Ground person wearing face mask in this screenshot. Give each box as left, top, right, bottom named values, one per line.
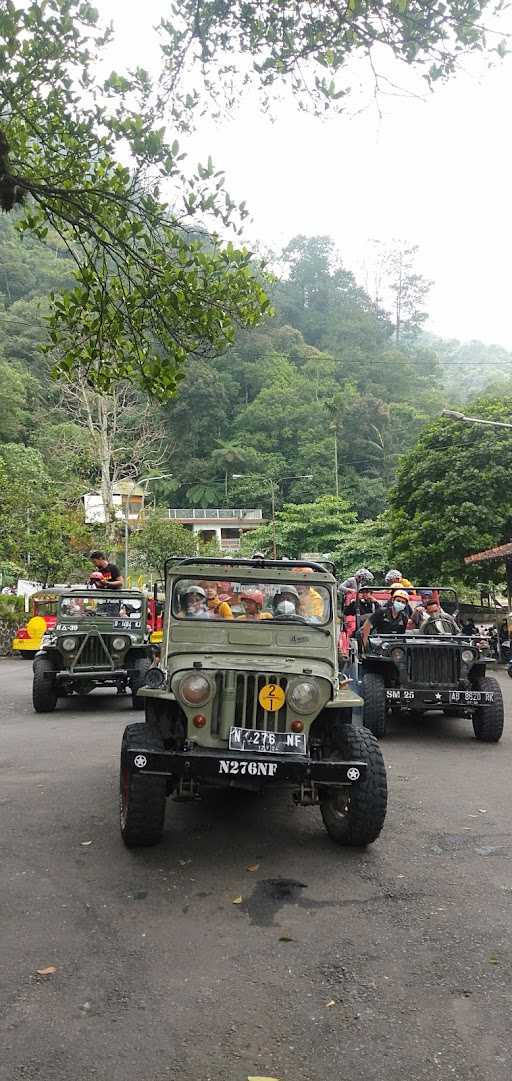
left=178, top=586, right=211, bottom=619
left=360, top=588, right=410, bottom=650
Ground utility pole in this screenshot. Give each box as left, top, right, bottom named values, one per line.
left=270, top=480, right=277, bottom=559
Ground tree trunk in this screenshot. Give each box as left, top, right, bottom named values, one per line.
left=98, top=398, right=117, bottom=545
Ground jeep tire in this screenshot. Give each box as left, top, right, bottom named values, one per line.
left=32, top=656, right=58, bottom=713
left=320, top=723, right=387, bottom=846
left=472, top=676, right=504, bottom=743
left=130, top=656, right=151, bottom=710
left=120, top=723, right=167, bottom=847
left=362, top=670, right=387, bottom=738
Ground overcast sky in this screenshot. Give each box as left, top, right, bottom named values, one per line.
left=99, top=1, right=512, bottom=349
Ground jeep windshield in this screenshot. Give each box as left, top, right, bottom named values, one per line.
left=58, top=595, right=143, bottom=622
left=172, top=577, right=331, bottom=625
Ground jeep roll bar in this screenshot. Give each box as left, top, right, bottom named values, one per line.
left=164, top=556, right=336, bottom=579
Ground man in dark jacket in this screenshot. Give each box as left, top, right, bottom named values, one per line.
left=361, top=588, right=410, bottom=649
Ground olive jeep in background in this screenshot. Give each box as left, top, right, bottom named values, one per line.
left=32, top=590, right=152, bottom=712
left=119, top=557, right=387, bottom=849
left=356, top=588, right=503, bottom=742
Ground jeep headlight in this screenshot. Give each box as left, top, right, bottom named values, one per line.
left=287, top=680, right=320, bottom=714
left=461, top=648, right=474, bottom=664
left=391, top=647, right=404, bottom=661
left=176, top=673, right=212, bottom=706
left=112, top=636, right=127, bottom=651
left=62, top=637, right=77, bottom=652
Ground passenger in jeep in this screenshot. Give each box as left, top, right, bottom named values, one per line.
left=291, top=567, right=325, bottom=619
left=410, top=592, right=446, bottom=629
left=237, top=590, right=273, bottom=621
left=360, top=588, right=410, bottom=649
left=272, top=586, right=302, bottom=620
left=201, top=581, right=234, bottom=620
left=89, top=551, right=124, bottom=589
left=343, top=586, right=378, bottom=627
left=179, top=586, right=211, bottom=618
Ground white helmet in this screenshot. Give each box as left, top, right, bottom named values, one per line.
left=385, top=569, right=402, bottom=584
left=355, top=568, right=374, bottom=584
left=275, top=600, right=296, bottom=618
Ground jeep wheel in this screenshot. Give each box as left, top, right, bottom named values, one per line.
left=362, top=671, right=387, bottom=738
left=472, top=676, right=504, bottom=743
left=130, top=657, right=151, bottom=710
left=120, top=723, right=167, bottom=847
left=32, top=656, right=58, bottom=713
left=320, top=724, right=387, bottom=846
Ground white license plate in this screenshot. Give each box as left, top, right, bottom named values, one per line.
left=229, top=727, right=306, bottom=753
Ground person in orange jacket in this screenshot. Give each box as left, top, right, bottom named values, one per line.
left=291, top=566, right=325, bottom=619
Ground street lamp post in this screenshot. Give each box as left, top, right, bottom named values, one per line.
left=124, top=473, right=173, bottom=580
left=232, top=473, right=313, bottom=558
left=442, top=409, right=512, bottom=430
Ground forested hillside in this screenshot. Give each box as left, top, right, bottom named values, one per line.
left=0, top=217, right=509, bottom=580
left=423, top=334, right=512, bottom=401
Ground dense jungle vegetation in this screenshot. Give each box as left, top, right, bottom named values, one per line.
left=1, top=214, right=511, bottom=584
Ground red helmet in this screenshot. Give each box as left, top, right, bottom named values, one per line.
left=240, top=589, right=264, bottom=608
left=90, top=571, right=104, bottom=582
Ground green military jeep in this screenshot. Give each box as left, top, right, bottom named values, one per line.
left=119, top=557, right=387, bottom=849
left=358, top=587, right=503, bottom=742
left=32, top=588, right=152, bottom=712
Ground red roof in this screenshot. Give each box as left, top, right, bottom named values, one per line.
left=464, top=541, right=512, bottom=564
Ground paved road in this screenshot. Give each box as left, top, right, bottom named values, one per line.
left=1, top=658, right=512, bottom=1081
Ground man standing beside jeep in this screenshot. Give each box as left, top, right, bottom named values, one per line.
left=89, top=551, right=124, bottom=590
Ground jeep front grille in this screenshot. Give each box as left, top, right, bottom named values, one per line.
left=72, top=634, right=113, bottom=670
left=407, top=645, right=460, bottom=685
left=211, top=672, right=288, bottom=735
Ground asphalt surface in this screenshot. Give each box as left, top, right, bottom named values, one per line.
left=1, top=658, right=512, bottom=1081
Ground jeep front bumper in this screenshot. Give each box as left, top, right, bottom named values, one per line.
left=124, top=746, right=367, bottom=787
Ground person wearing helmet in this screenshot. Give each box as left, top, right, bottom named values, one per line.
left=178, top=585, right=209, bottom=619
left=272, top=585, right=301, bottom=620
left=291, top=566, right=324, bottom=619
left=200, top=581, right=234, bottom=620
left=89, top=550, right=123, bottom=589
left=384, top=568, right=413, bottom=589
left=339, top=567, right=374, bottom=596
left=237, top=589, right=273, bottom=621
left=251, top=551, right=266, bottom=560
left=361, top=588, right=410, bottom=649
